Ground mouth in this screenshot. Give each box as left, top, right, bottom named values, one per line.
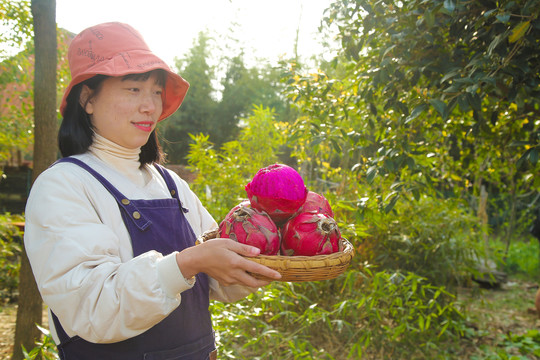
left=132, top=121, right=154, bottom=132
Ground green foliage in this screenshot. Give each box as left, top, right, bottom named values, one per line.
left=0, top=0, right=32, bottom=60
left=161, top=32, right=291, bottom=164
left=0, top=45, right=34, bottom=163
left=211, top=268, right=467, bottom=359
left=499, top=330, right=540, bottom=359
left=492, top=236, right=540, bottom=278
left=283, top=0, right=540, bottom=219
left=0, top=213, right=23, bottom=302
left=22, top=325, right=57, bottom=360
left=1, top=4, right=71, bottom=165
left=217, top=56, right=292, bottom=147
left=471, top=329, right=540, bottom=360
left=186, top=105, right=286, bottom=220
left=362, top=195, right=483, bottom=289
left=161, top=31, right=218, bottom=164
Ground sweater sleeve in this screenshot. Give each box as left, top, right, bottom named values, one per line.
left=167, top=170, right=260, bottom=302
left=24, top=164, right=189, bottom=343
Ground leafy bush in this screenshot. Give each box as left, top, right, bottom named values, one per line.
left=186, top=105, right=286, bottom=220
left=211, top=267, right=467, bottom=359
left=0, top=213, right=23, bottom=302
left=492, top=236, right=540, bottom=279
left=361, top=196, right=483, bottom=290
left=23, top=325, right=57, bottom=360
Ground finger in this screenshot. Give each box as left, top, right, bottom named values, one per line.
left=235, top=270, right=273, bottom=288
left=228, top=241, right=262, bottom=257
left=242, top=258, right=282, bottom=280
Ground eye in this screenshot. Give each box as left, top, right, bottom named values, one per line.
left=154, top=89, right=163, bottom=96
left=127, top=87, right=140, bottom=93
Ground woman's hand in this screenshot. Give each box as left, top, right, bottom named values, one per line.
left=175, top=238, right=281, bottom=288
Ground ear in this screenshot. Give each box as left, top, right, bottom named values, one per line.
left=79, top=85, right=95, bottom=114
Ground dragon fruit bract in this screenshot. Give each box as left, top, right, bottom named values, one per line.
left=219, top=203, right=280, bottom=255
left=245, top=164, right=308, bottom=225
left=281, top=212, right=341, bottom=256
left=298, top=191, right=334, bottom=218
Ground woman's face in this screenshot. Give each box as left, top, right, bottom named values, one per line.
left=81, top=73, right=164, bottom=149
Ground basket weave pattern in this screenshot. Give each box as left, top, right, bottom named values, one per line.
left=197, top=228, right=354, bottom=282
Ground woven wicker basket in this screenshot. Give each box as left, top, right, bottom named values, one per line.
left=196, top=228, right=354, bottom=282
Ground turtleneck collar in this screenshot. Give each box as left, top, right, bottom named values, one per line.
left=88, top=132, right=149, bottom=187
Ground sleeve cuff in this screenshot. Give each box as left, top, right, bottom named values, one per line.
left=157, top=252, right=196, bottom=298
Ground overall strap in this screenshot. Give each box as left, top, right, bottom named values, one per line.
left=152, top=164, right=189, bottom=213
left=55, top=157, right=152, bottom=231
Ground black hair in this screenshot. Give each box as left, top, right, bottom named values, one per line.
left=58, top=70, right=167, bottom=165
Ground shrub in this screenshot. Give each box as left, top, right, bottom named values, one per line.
left=492, top=236, right=540, bottom=279
left=186, top=105, right=286, bottom=220
left=211, top=267, right=467, bottom=359
left=0, top=213, right=23, bottom=302
left=362, top=196, right=483, bottom=290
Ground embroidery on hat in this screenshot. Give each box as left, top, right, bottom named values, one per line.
left=137, top=60, right=164, bottom=69
left=119, top=52, right=132, bottom=68
left=77, top=41, right=105, bottom=66
left=89, top=27, right=104, bottom=40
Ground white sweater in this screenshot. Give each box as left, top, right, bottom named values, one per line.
left=24, top=134, right=254, bottom=344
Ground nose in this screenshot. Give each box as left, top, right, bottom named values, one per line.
left=139, top=92, right=160, bottom=114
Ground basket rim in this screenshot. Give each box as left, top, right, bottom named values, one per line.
left=197, top=228, right=355, bottom=282
left=198, top=228, right=354, bottom=263
left=244, top=238, right=353, bottom=261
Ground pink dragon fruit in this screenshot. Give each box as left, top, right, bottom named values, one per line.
left=223, top=199, right=251, bottom=218
left=297, top=191, right=334, bottom=218
left=245, top=164, right=308, bottom=225
left=281, top=212, right=341, bottom=256
left=219, top=203, right=280, bottom=255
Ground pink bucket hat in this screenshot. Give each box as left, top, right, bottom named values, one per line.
left=60, top=22, right=189, bottom=121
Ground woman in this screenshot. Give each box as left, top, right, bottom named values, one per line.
left=24, top=22, right=280, bottom=360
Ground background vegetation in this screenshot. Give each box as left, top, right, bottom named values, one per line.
left=1, top=0, right=539, bottom=359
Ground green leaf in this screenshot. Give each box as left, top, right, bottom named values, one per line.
left=406, top=104, right=428, bottom=123
left=443, top=0, right=456, bottom=12
left=384, top=194, right=399, bottom=213
left=441, top=68, right=461, bottom=83
left=509, top=21, right=530, bottom=43
left=483, top=9, right=497, bottom=17
left=517, top=148, right=532, bottom=168
left=366, top=166, right=378, bottom=183
left=496, top=13, right=511, bottom=23
left=529, top=148, right=538, bottom=165
left=424, top=10, right=435, bottom=28
left=428, top=99, right=448, bottom=118
left=330, top=138, right=342, bottom=152
left=488, top=34, right=504, bottom=55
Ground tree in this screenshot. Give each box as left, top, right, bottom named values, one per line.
left=217, top=56, right=292, bottom=148
left=161, top=30, right=293, bottom=164
left=0, top=0, right=33, bottom=60
left=0, top=0, right=34, bottom=166
left=284, top=0, right=539, bottom=226
left=11, top=0, right=57, bottom=359
left=160, top=31, right=217, bottom=164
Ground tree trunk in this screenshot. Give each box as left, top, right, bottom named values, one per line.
left=12, top=1, right=57, bottom=359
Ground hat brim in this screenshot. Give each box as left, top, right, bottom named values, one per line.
left=60, top=50, right=189, bottom=122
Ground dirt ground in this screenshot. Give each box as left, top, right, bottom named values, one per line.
left=0, top=279, right=539, bottom=359
left=0, top=304, right=49, bottom=359
left=457, top=279, right=540, bottom=358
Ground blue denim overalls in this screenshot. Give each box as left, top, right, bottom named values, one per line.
left=50, top=157, right=215, bottom=360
